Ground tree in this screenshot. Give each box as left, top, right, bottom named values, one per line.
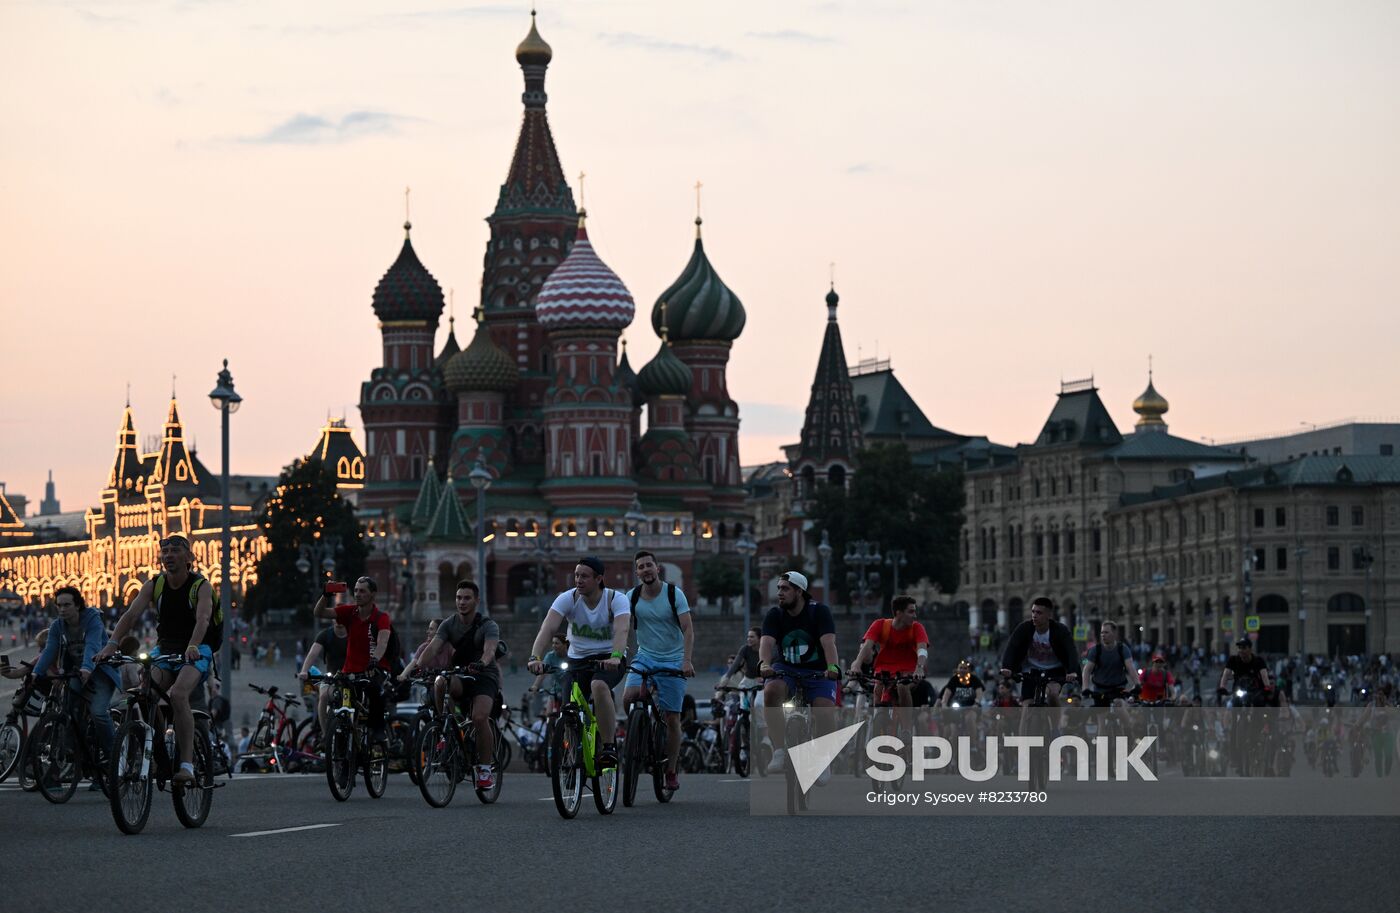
left=694, top=555, right=744, bottom=614
left=243, top=457, right=368, bottom=624
left=806, top=443, right=964, bottom=607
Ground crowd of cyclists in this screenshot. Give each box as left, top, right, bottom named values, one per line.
left=2, top=537, right=1397, bottom=831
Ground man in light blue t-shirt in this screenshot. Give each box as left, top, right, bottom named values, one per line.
left=621, top=549, right=695, bottom=792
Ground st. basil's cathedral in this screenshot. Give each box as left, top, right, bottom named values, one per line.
left=359, top=14, right=749, bottom=617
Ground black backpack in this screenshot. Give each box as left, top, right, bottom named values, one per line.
left=154, top=572, right=223, bottom=650
left=628, top=582, right=680, bottom=632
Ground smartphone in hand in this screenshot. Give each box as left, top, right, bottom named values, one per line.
left=325, top=581, right=348, bottom=596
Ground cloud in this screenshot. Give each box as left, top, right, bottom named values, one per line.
left=597, top=32, right=737, bottom=62
left=393, top=5, right=523, bottom=22
left=845, top=162, right=880, bottom=175
left=746, top=29, right=837, bottom=44
left=72, top=7, right=137, bottom=27
left=236, top=111, right=418, bottom=145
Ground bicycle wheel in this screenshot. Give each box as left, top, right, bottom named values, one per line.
left=30, top=718, right=78, bottom=805
left=593, top=753, right=619, bottom=816
left=550, top=714, right=583, bottom=819
left=408, top=719, right=428, bottom=786
left=622, top=706, right=645, bottom=807
left=273, top=718, right=298, bottom=772
left=294, top=718, right=323, bottom=769
left=363, top=735, right=388, bottom=798
left=0, top=721, right=23, bottom=783
left=651, top=716, right=674, bottom=804
left=731, top=717, right=750, bottom=778
left=476, top=721, right=505, bottom=805
left=417, top=721, right=458, bottom=808
left=173, top=730, right=214, bottom=828
left=325, top=718, right=355, bottom=802
left=108, top=717, right=154, bottom=835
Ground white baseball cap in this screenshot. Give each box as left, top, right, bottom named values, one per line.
left=780, top=571, right=810, bottom=593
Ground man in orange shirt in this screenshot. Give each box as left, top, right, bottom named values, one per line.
left=847, top=595, right=929, bottom=707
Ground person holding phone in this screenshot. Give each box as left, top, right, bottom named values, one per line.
left=313, top=577, right=391, bottom=743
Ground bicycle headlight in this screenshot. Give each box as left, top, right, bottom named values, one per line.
left=1235, top=689, right=1246, bottom=699
left=782, top=700, right=796, bottom=708
left=560, top=662, right=570, bottom=671
left=951, top=702, right=961, bottom=709
left=138, top=652, right=149, bottom=661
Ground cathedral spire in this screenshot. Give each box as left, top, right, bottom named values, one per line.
left=794, top=283, right=863, bottom=485
left=495, top=11, right=574, bottom=217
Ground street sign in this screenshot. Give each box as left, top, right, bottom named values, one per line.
left=978, top=633, right=990, bottom=648
left=1073, top=624, right=1089, bottom=641
left=1245, top=615, right=1260, bottom=632
left=1221, top=617, right=1234, bottom=632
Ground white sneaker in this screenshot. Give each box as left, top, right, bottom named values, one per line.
left=766, top=748, right=787, bottom=774
left=816, top=765, right=832, bottom=787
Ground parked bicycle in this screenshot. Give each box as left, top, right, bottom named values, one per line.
left=247, top=682, right=301, bottom=772
left=0, top=672, right=44, bottom=790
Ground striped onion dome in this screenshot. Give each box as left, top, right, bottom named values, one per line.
left=650, top=218, right=745, bottom=342
left=534, top=213, right=635, bottom=333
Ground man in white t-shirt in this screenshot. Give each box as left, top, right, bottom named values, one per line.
left=527, top=556, right=630, bottom=768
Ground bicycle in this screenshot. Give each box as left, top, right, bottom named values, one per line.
left=541, top=659, right=619, bottom=819
left=416, top=668, right=508, bottom=808
left=102, top=652, right=218, bottom=834
left=621, top=665, right=685, bottom=806
left=1007, top=670, right=1066, bottom=792
left=715, top=685, right=761, bottom=778
left=247, top=682, right=301, bottom=772
left=851, top=671, right=919, bottom=793
left=311, top=672, right=389, bottom=802
left=22, top=672, right=109, bottom=803
left=0, top=673, right=43, bottom=788
left=762, top=667, right=837, bottom=816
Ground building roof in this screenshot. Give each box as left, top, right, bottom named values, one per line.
left=1032, top=380, right=1123, bottom=448
left=426, top=475, right=473, bottom=541
left=651, top=220, right=745, bottom=343
left=444, top=311, right=520, bottom=394
left=637, top=337, right=692, bottom=399
left=794, top=286, right=863, bottom=468
left=849, top=366, right=960, bottom=443
left=913, top=436, right=1019, bottom=471
left=434, top=316, right=460, bottom=369
left=534, top=215, right=635, bottom=333
left=410, top=460, right=444, bottom=528
left=494, top=13, right=574, bottom=218
left=1120, top=455, right=1400, bottom=507
left=371, top=223, right=445, bottom=324
left=1097, top=432, right=1245, bottom=462
left=616, top=339, right=642, bottom=406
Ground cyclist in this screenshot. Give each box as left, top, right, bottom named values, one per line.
left=27, top=587, right=122, bottom=761
left=528, top=632, right=569, bottom=712
left=621, top=550, right=695, bottom=792
left=1138, top=653, right=1178, bottom=703
left=848, top=595, right=928, bottom=707
left=526, top=557, right=630, bottom=769
left=1081, top=621, right=1140, bottom=706
left=939, top=658, right=985, bottom=708
left=1219, top=638, right=1271, bottom=707
left=999, top=596, right=1079, bottom=706
left=95, top=535, right=214, bottom=785
left=759, top=571, right=840, bottom=776
left=718, top=627, right=762, bottom=690
left=399, top=580, right=501, bottom=789
left=312, top=577, right=392, bottom=743
left=297, top=620, right=348, bottom=744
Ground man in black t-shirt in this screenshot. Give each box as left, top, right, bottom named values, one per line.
left=1219, top=638, right=1272, bottom=707
left=298, top=622, right=349, bottom=741
left=758, top=572, right=840, bottom=777
left=939, top=659, right=985, bottom=708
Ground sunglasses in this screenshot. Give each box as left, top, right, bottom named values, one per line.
left=159, top=537, right=191, bottom=549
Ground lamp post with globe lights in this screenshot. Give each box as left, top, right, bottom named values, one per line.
left=469, top=460, right=494, bottom=612
left=207, top=359, right=241, bottom=740
left=735, top=532, right=757, bottom=633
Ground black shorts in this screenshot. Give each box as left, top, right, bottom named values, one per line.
left=559, top=653, right=625, bottom=703
left=447, top=671, right=500, bottom=709
left=1020, top=668, right=1068, bottom=702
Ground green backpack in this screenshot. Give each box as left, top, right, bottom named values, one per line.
left=153, top=572, right=223, bottom=650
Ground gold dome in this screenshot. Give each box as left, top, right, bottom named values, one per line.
left=516, top=11, right=552, bottom=66
left=1133, top=375, right=1169, bottom=427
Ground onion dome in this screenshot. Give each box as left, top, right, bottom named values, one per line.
left=372, top=222, right=445, bottom=323
left=444, top=309, right=520, bottom=394
left=651, top=218, right=745, bottom=342
left=637, top=335, right=693, bottom=398
left=534, top=213, right=635, bottom=332
left=1133, top=364, right=1169, bottom=428
left=515, top=10, right=553, bottom=66
left=434, top=315, right=460, bottom=369
left=616, top=338, right=643, bottom=404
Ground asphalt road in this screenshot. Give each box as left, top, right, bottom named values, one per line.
left=2, top=768, right=1396, bottom=912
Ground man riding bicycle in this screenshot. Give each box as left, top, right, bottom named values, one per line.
left=620, top=550, right=695, bottom=792
left=1219, top=638, right=1271, bottom=706
left=848, top=595, right=928, bottom=708
left=399, top=580, right=501, bottom=790
left=526, top=557, right=630, bottom=769
left=1081, top=620, right=1140, bottom=706
left=27, top=587, right=122, bottom=766
left=298, top=619, right=348, bottom=746
left=1138, top=653, right=1179, bottom=703
left=759, top=571, right=840, bottom=777
left=999, top=596, right=1079, bottom=706
left=95, top=536, right=213, bottom=785
left=939, top=659, right=985, bottom=708
left=312, top=577, right=392, bottom=743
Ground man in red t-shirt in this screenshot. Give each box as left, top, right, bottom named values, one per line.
left=1138, top=654, right=1178, bottom=703
left=848, top=595, right=929, bottom=707
left=314, top=576, right=392, bottom=740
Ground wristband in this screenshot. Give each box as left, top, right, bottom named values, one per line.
left=611, top=650, right=625, bottom=659
left=529, top=655, right=541, bottom=663
left=827, top=663, right=841, bottom=674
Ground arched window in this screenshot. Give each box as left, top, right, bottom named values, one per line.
left=1327, top=592, right=1366, bottom=613
left=1256, top=594, right=1289, bottom=614
left=828, top=465, right=846, bottom=488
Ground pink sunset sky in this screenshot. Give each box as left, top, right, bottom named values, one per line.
left=2, top=1, right=1397, bottom=510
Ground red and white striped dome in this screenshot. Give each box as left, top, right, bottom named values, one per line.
left=534, top=216, right=635, bottom=333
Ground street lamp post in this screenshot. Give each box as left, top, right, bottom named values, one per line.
left=1357, top=546, right=1375, bottom=653
left=388, top=529, right=418, bottom=618
left=207, top=359, right=241, bottom=743
left=885, top=548, right=907, bottom=595
left=295, top=542, right=338, bottom=633
left=736, top=532, right=757, bottom=634
left=817, top=531, right=833, bottom=606
left=843, top=539, right=883, bottom=627
left=1295, top=544, right=1309, bottom=656
left=469, top=460, right=493, bottom=614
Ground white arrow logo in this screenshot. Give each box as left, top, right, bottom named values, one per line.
left=787, top=721, right=865, bottom=794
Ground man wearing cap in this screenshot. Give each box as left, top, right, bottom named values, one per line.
left=527, top=557, right=630, bottom=769
left=1138, top=653, right=1178, bottom=704
left=758, top=571, right=840, bottom=776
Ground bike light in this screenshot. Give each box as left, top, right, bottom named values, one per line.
left=560, top=662, right=570, bottom=671
left=138, top=652, right=149, bottom=661
left=1235, top=689, right=1246, bottom=699
left=951, top=702, right=961, bottom=708
left=1208, top=749, right=1219, bottom=760
left=782, top=701, right=796, bottom=708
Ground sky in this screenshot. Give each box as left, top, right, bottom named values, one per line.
left=2, top=1, right=1397, bottom=512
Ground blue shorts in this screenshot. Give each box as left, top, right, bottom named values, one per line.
left=153, top=644, right=213, bottom=685
left=624, top=656, right=687, bottom=713
left=772, top=662, right=838, bottom=704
